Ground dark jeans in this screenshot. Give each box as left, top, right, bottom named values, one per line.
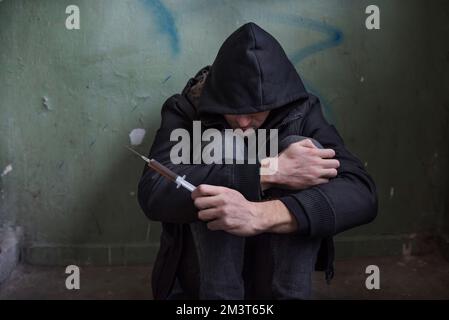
left=188, top=221, right=321, bottom=300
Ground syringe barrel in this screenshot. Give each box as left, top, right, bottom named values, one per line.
left=175, top=176, right=196, bottom=192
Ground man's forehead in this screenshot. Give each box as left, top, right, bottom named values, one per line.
left=225, top=111, right=270, bottom=117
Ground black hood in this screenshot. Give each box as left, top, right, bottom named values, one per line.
left=197, top=22, right=308, bottom=116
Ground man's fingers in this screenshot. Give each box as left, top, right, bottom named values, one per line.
left=313, top=147, right=336, bottom=159
left=193, top=195, right=221, bottom=210
left=297, top=139, right=317, bottom=149
left=198, top=208, right=221, bottom=221
left=191, top=184, right=226, bottom=199
left=320, top=159, right=340, bottom=169
left=320, top=168, right=338, bottom=178
left=206, top=219, right=227, bottom=231
left=313, top=178, right=329, bottom=185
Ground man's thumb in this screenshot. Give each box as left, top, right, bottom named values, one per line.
left=299, top=138, right=317, bottom=148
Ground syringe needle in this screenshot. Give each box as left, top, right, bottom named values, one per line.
left=124, top=145, right=150, bottom=162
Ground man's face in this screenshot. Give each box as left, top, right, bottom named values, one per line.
left=224, top=111, right=270, bottom=132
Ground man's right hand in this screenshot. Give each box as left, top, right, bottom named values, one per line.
left=260, top=139, right=340, bottom=190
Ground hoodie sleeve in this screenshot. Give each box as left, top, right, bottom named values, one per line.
left=137, top=95, right=261, bottom=224
left=278, top=96, right=378, bottom=238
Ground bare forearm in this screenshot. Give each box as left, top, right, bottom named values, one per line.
left=252, top=200, right=298, bottom=234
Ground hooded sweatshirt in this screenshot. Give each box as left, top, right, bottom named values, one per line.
left=138, top=22, right=378, bottom=299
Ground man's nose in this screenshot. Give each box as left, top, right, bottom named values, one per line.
left=236, top=116, right=251, bottom=128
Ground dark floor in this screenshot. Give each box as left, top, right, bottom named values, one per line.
left=1, top=253, right=448, bottom=300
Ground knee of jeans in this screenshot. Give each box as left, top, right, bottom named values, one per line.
left=272, top=272, right=313, bottom=300
left=278, top=135, right=323, bottom=153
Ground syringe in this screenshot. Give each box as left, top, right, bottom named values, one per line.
left=125, top=146, right=196, bottom=192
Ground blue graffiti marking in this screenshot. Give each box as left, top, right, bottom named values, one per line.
left=162, top=75, right=172, bottom=84
left=141, top=0, right=180, bottom=56
left=271, top=14, right=343, bottom=64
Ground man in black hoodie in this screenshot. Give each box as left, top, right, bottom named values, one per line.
left=138, top=22, right=378, bottom=300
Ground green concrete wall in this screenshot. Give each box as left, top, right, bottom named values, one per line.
left=1, top=0, right=448, bottom=265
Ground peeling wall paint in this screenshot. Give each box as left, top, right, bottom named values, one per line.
left=129, top=128, right=146, bottom=146
left=1, top=164, right=13, bottom=178
left=42, top=96, right=52, bottom=111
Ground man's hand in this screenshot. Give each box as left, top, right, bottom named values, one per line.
left=261, top=139, right=340, bottom=190
left=192, top=185, right=298, bottom=236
